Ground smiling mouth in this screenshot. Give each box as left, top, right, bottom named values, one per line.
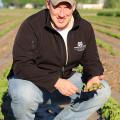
left=57, top=19, right=65, bottom=23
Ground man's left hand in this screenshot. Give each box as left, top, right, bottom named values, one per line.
left=85, top=75, right=104, bottom=92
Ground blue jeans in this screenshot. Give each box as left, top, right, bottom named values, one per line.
left=8, top=73, right=111, bottom=120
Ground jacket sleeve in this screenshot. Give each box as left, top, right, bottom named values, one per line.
left=80, top=23, right=104, bottom=82
left=12, top=20, right=59, bottom=92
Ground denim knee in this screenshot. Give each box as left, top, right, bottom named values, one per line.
left=98, top=80, right=111, bottom=101
left=8, top=79, right=43, bottom=108
left=18, top=86, right=42, bottom=105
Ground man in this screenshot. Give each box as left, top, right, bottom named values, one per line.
left=8, top=0, right=111, bottom=120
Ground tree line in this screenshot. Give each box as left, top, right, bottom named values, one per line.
left=104, top=0, right=120, bottom=8
left=2, top=0, right=45, bottom=8
left=77, top=0, right=120, bottom=8
left=2, top=0, right=120, bottom=8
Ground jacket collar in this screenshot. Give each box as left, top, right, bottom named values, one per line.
left=44, top=9, right=81, bottom=31
left=73, top=9, right=82, bottom=29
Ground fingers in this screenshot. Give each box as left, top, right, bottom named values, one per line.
left=84, top=82, right=104, bottom=92
left=66, top=86, right=79, bottom=96
left=60, top=83, right=78, bottom=96
left=54, top=78, right=79, bottom=96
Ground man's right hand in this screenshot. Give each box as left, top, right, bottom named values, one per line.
left=54, top=78, right=79, bottom=96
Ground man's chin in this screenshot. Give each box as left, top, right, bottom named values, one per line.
left=55, top=24, right=68, bottom=30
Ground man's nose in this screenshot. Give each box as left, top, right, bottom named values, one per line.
left=58, top=9, right=65, bottom=17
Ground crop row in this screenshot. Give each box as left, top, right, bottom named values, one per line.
left=84, top=16, right=120, bottom=39
left=0, top=22, right=19, bottom=38
left=92, top=19, right=120, bottom=30
left=0, top=8, right=39, bottom=18
left=93, top=24, right=120, bottom=39
left=0, top=9, right=40, bottom=39
left=96, top=27, right=120, bottom=39
left=0, top=16, right=15, bottom=25
left=0, top=19, right=8, bottom=25
left=85, top=16, right=120, bottom=27
left=96, top=38, right=120, bottom=56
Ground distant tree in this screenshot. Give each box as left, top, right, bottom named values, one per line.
left=2, top=0, right=45, bottom=7
left=104, top=0, right=120, bottom=8
left=104, top=0, right=112, bottom=8
left=2, top=0, right=11, bottom=7
left=3, top=0, right=120, bottom=8
left=77, top=0, right=98, bottom=4
left=39, top=0, right=45, bottom=7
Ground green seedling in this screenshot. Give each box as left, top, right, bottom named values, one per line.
left=83, top=83, right=104, bottom=92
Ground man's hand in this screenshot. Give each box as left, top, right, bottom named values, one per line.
left=54, top=78, right=79, bottom=96
left=84, top=75, right=104, bottom=92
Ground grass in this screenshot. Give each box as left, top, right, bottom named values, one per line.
left=0, top=69, right=9, bottom=120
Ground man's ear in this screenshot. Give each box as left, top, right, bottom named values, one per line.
left=46, top=0, right=50, bottom=9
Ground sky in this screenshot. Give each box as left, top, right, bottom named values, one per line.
left=0, top=0, right=3, bottom=8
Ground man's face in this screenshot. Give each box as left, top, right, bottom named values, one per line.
left=47, top=1, right=75, bottom=30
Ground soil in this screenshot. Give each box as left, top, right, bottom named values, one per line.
left=95, top=31, right=120, bottom=106
left=0, top=28, right=17, bottom=76
left=0, top=19, right=15, bottom=31
left=95, top=31, right=120, bottom=93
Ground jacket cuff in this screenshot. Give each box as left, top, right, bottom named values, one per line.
left=82, top=63, right=104, bottom=83
left=44, top=73, right=60, bottom=93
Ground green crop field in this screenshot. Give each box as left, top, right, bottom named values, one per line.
left=0, top=8, right=120, bottom=120
left=0, top=9, right=39, bottom=37
left=0, top=71, right=8, bottom=119
left=83, top=12, right=120, bottom=39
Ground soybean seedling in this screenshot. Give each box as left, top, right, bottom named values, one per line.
left=83, top=83, right=104, bottom=92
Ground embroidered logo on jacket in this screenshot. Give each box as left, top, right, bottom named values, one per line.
left=74, top=41, right=86, bottom=52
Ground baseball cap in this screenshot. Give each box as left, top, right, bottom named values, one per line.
left=50, top=0, right=76, bottom=6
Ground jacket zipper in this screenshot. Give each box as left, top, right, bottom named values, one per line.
left=61, top=38, right=67, bottom=77
left=66, top=30, right=71, bottom=65
left=61, top=30, right=73, bottom=77
left=57, top=34, right=67, bottom=77
left=63, top=38, right=68, bottom=65
left=61, top=30, right=71, bottom=77
left=54, top=30, right=70, bottom=77
left=62, top=66, right=65, bottom=77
